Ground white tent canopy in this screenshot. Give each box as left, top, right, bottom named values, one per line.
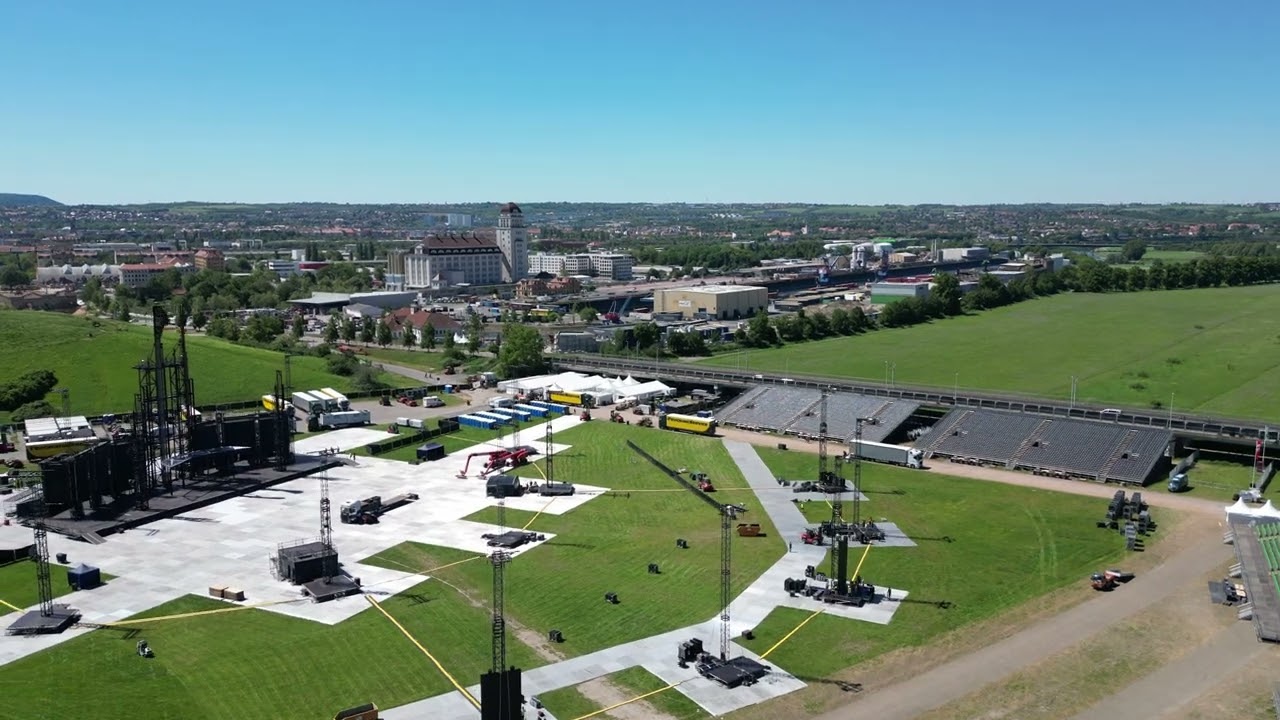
left=496, top=371, right=673, bottom=404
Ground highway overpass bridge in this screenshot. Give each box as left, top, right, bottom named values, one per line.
left=548, top=355, right=1278, bottom=446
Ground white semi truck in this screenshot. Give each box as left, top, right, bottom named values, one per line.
left=845, top=441, right=924, bottom=469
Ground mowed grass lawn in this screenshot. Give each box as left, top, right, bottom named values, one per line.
left=0, top=559, right=80, bottom=615
left=537, top=667, right=709, bottom=720
left=363, top=421, right=786, bottom=657
left=0, top=583, right=542, bottom=720
left=733, top=447, right=1131, bottom=679
left=703, top=286, right=1280, bottom=420
left=0, top=311, right=394, bottom=420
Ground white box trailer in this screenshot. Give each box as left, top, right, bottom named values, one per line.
left=292, top=391, right=326, bottom=414
left=319, top=388, right=351, bottom=411
left=319, top=410, right=370, bottom=429
left=847, top=441, right=924, bottom=469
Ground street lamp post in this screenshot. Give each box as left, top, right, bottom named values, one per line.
left=953, top=372, right=959, bottom=404
left=1069, top=375, right=1078, bottom=413
left=1167, top=392, right=1175, bottom=430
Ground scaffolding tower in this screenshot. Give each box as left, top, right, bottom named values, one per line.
left=130, top=306, right=197, bottom=509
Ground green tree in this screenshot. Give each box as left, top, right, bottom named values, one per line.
left=632, top=321, right=660, bottom=350
left=291, top=314, right=306, bottom=339
left=467, top=312, right=484, bottom=353
left=341, top=315, right=357, bottom=342
left=829, top=307, right=853, bottom=335
left=443, top=332, right=456, bottom=352
left=113, top=297, right=133, bottom=322
left=244, top=314, right=285, bottom=344
left=0, top=265, right=29, bottom=288
left=171, top=295, right=192, bottom=329
left=577, top=306, right=599, bottom=323
left=498, top=323, right=546, bottom=377
left=931, top=273, right=964, bottom=316
left=747, top=312, right=777, bottom=346
left=11, top=400, right=59, bottom=422
left=360, top=317, right=375, bottom=344
left=376, top=319, right=393, bottom=347
left=402, top=325, right=417, bottom=348
left=323, top=315, right=340, bottom=344
left=1120, top=238, right=1148, bottom=262
left=421, top=325, right=437, bottom=350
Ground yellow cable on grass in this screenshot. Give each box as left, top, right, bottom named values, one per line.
left=851, top=542, right=873, bottom=580
left=571, top=681, right=686, bottom=720
left=108, top=598, right=306, bottom=626
left=760, top=608, right=824, bottom=659
left=365, top=595, right=480, bottom=709
left=0, top=597, right=22, bottom=613
left=522, top=497, right=556, bottom=530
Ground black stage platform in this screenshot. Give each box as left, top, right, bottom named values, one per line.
left=483, top=530, right=544, bottom=549
left=697, top=656, right=771, bottom=688
left=6, top=604, right=81, bottom=636
left=34, top=457, right=339, bottom=541
left=303, top=575, right=363, bottom=603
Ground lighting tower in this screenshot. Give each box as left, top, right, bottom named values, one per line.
left=29, top=486, right=54, bottom=618
left=319, top=472, right=333, bottom=557
left=544, top=420, right=555, bottom=485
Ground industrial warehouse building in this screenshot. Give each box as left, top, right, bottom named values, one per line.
left=653, top=284, right=768, bottom=320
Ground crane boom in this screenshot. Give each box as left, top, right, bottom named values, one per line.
left=627, top=440, right=737, bottom=660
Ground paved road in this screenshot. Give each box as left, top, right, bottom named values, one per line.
left=1068, top=621, right=1265, bottom=720
left=811, top=524, right=1233, bottom=720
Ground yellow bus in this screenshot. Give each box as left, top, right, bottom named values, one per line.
left=548, top=390, right=587, bottom=407
left=658, top=413, right=717, bottom=436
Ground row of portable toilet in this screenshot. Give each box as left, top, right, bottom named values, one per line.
left=458, top=414, right=501, bottom=430
left=529, top=399, right=568, bottom=415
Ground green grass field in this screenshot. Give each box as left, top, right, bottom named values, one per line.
left=363, top=421, right=786, bottom=657
left=0, top=311, right=395, bottom=421
left=0, top=559, right=80, bottom=615
left=0, top=422, right=1146, bottom=717
left=703, top=286, right=1280, bottom=420
left=732, top=447, right=1131, bottom=679
left=536, top=667, right=708, bottom=720
left=0, top=584, right=542, bottom=720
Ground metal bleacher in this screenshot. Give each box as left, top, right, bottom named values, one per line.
left=925, top=408, right=1171, bottom=485
left=924, top=410, right=1044, bottom=464
left=717, top=386, right=919, bottom=443
left=786, top=392, right=914, bottom=444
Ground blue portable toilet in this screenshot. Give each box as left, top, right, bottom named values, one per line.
left=67, top=562, right=101, bottom=590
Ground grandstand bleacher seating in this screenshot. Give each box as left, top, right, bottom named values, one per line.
left=923, top=408, right=1171, bottom=484
left=717, top=386, right=919, bottom=443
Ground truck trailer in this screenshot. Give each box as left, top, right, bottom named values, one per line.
left=340, top=493, right=419, bottom=524
left=292, top=391, right=327, bottom=415
left=319, top=388, right=351, bottom=411
left=845, top=441, right=924, bottom=469
left=319, top=410, right=371, bottom=429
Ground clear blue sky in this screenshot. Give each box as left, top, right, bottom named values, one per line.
left=1, top=1, right=1276, bottom=205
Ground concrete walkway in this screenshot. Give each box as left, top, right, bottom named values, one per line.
left=384, top=440, right=912, bottom=719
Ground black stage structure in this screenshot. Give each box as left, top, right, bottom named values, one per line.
left=12, top=306, right=327, bottom=541
left=6, top=485, right=81, bottom=635
left=480, top=479, right=522, bottom=720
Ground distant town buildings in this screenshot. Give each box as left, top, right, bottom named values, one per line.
left=395, top=203, right=530, bottom=289
left=527, top=252, right=634, bottom=280
left=653, top=284, right=768, bottom=320
left=119, top=260, right=195, bottom=288
left=424, top=212, right=474, bottom=229
left=194, top=248, right=225, bottom=272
